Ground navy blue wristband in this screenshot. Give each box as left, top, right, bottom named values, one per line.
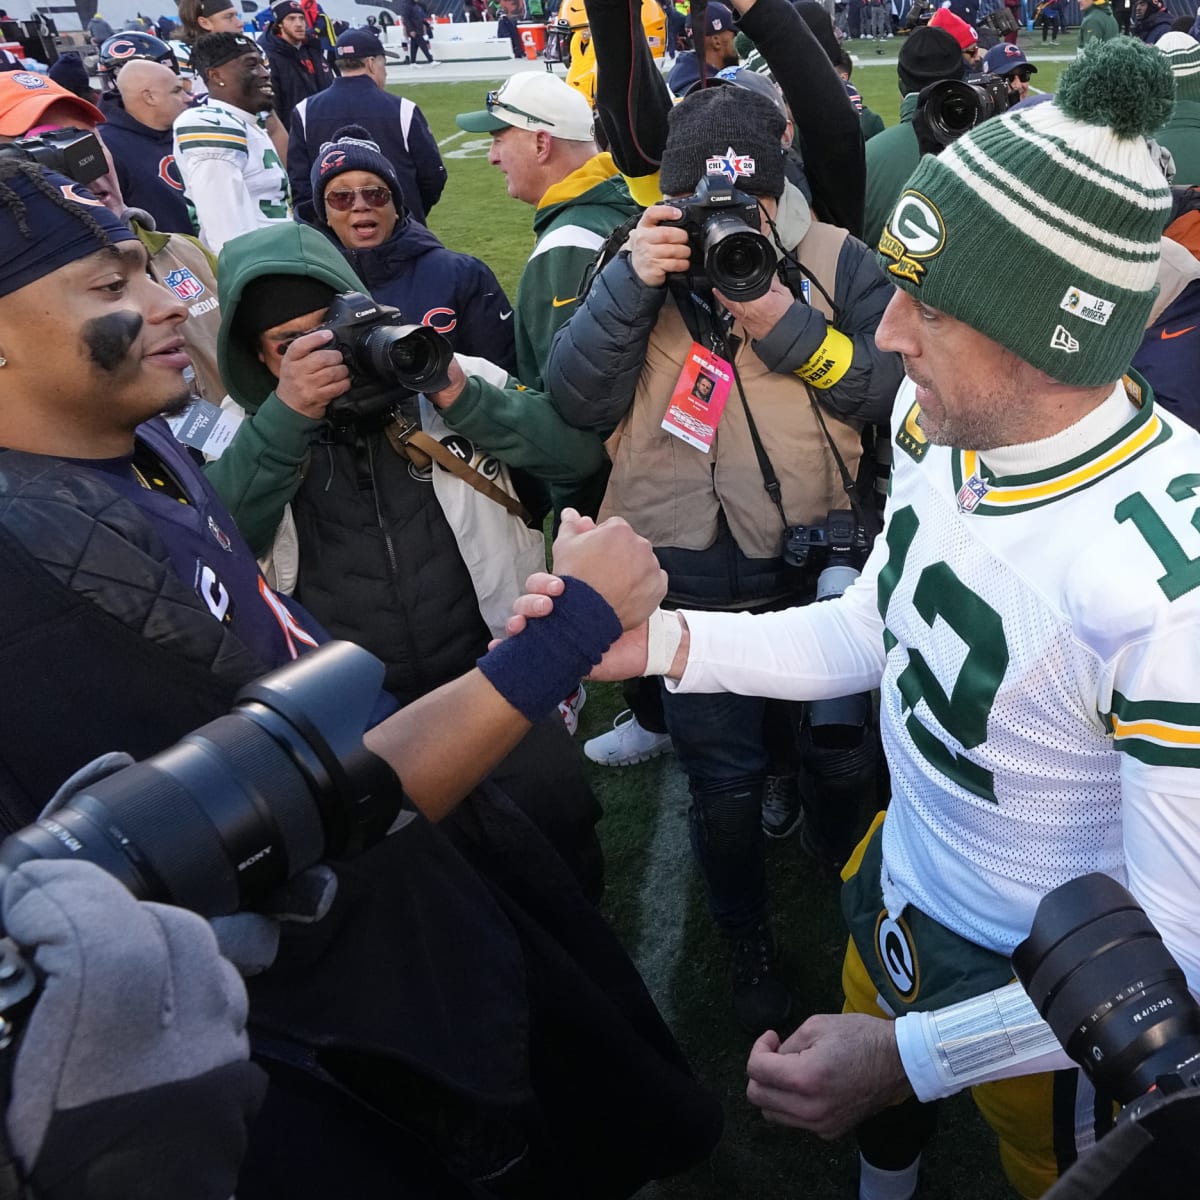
left=477, top=577, right=623, bottom=722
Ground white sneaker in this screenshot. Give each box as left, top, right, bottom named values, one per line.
left=557, top=683, right=587, bottom=736
left=583, top=710, right=673, bottom=767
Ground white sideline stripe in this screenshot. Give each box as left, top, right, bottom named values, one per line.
left=633, top=764, right=692, bottom=1026
left=438, top=129, right=467, bottom=148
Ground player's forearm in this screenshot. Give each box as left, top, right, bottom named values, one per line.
left=364, top=669, right=531, bottom=823
left=666, top=573, right=887, bottom=700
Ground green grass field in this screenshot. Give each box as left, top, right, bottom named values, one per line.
left=382, top=47, right=1074, bottom=1195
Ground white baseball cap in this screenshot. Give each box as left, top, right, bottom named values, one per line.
left=456, top=72, right=595, bottom=142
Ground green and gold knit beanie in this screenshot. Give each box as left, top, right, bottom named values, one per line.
left=1156, top=32, right=1200, bottom=105
left=877, top=39, right=1174, bottom=387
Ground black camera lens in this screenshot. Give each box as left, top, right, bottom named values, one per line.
left=0, top=642, right=401, bottom=921
left=1014, top=874, right=1200, bottom=1103
left=704, top=218, right=776, bottom=303
left=358, top=323, right=454, bottom=394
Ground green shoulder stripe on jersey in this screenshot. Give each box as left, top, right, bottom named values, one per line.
left=951, top=377, right=1169, bottom=515
left=1104, top=690, right=1200, bottom=768
left=176, top=130, right=248, bottom=153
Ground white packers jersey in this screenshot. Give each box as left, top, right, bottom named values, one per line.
left=877, top=373, right=1200, bottom=960
left=173, top=99, right=290, bottom=254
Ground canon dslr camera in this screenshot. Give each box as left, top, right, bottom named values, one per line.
left=303, top=291, right=454, bottom=423
left=912, top=73, right=1014, bottom=154
left=662, top=169, right=778, bottom=303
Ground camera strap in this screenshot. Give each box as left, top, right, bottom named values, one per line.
left=383, top=419, right=532, bottom=524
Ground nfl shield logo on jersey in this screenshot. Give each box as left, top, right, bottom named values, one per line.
left=165, top=269, right=206, bottom=302
left=956, top=473, right=989, bottom=514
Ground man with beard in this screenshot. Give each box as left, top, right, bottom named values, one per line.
left=666, top=0, right=739, bottom=95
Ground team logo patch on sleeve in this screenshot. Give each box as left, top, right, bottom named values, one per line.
left=165, top=268, right=206, bottom=301
left=878, top=191, right=946, bottom=286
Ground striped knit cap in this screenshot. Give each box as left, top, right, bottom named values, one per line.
left=878, top=39, right=1174, bottom=386
left=1156, top=32, right=1200, bottom=104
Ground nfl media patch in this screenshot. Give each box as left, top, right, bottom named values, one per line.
left=164, top=268, right=206, bottom=302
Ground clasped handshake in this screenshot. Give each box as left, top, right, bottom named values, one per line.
left=508, top=508, right=674, bottom=681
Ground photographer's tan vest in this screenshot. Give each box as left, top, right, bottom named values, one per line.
left=600, top=220, right=864, bottom=560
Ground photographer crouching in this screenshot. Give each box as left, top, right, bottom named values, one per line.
left=546, top=85, right=904, bottom=1032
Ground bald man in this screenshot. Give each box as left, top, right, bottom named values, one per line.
left=100, top=59, right=196, bottom=233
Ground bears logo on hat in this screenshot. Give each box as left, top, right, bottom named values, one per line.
left=318, top=149, right=347, bottom=176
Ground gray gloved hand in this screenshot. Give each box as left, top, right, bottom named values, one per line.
left=3, top=859, right=258, bottom=1185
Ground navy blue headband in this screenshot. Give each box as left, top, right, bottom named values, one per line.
left=0, top=167, right=137, bottom=300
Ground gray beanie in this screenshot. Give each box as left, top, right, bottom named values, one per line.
left=659, top=87, right=787, bottom=198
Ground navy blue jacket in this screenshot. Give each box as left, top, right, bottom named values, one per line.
left=288, top=74, right=446, bottom=221
left=665, top=51, right=722, bottom=95
left=98, top=98, right=195, bottom=235
left=300, top=205, right=517, bottom=373
left=1132, top=278, right=1200, bottom=433
left=261, top=29, right=333, bottom=129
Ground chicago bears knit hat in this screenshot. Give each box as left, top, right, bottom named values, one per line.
left=878, top=39, right=1173, bottom=386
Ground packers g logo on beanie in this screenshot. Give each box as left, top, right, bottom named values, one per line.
left=877, top=39, right=1174, bottom=387
left=879, top=191, right=947, bottom=285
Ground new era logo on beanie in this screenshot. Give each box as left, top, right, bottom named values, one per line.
left=878, top=39, right=1174, bottom=387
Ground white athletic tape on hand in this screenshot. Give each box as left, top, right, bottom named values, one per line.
left=644, top=608, right=684, bottom=678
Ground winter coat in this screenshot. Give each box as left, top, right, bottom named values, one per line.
left=261, top=28, right=333, bottom=128
left=864, top=90, right=920, bottom=250
left=287, top=73, right=446, bottom=220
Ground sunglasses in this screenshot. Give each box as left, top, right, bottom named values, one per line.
left=965, top=46, right=981, bottom=57
left=324, top=186, right=392, bottom=211
left=485, top=89, right=553, bottom=127
left=1014, top=68, right=1033, bottom=82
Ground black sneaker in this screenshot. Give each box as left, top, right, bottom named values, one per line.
left=728, top=921, right=793, bottom=1035
left=762, top=774, right=803, bottom=839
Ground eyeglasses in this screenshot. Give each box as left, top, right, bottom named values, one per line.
left=1014, top=68, right=1032, bottom=82
left=324, top=186, right=393, bottom=211
left=485, top=89, right=553, bottom=127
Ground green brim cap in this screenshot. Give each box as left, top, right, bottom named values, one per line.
left=455, top=109, right=507, bottom=133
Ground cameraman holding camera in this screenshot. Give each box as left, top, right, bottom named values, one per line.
left=0, top=156, right=722, bottom=1197
left=208, top=220, right=607, bottom=898
left=546, top=84, right=902, bottom=1032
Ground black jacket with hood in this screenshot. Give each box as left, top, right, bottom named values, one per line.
left=261, top=27, right=333, bottom=128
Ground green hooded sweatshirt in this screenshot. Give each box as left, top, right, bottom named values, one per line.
left=207, top=223, right=605, bottom=554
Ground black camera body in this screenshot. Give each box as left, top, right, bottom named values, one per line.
left=912, top=74, right=1015, bottom=153
left=0, top=127, right=107, bottom=187
left=783, top=508, right=872, bottom=578
left=307, top=291, right=454, bottom=425
left=661, top=169, right=778, bottom=303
